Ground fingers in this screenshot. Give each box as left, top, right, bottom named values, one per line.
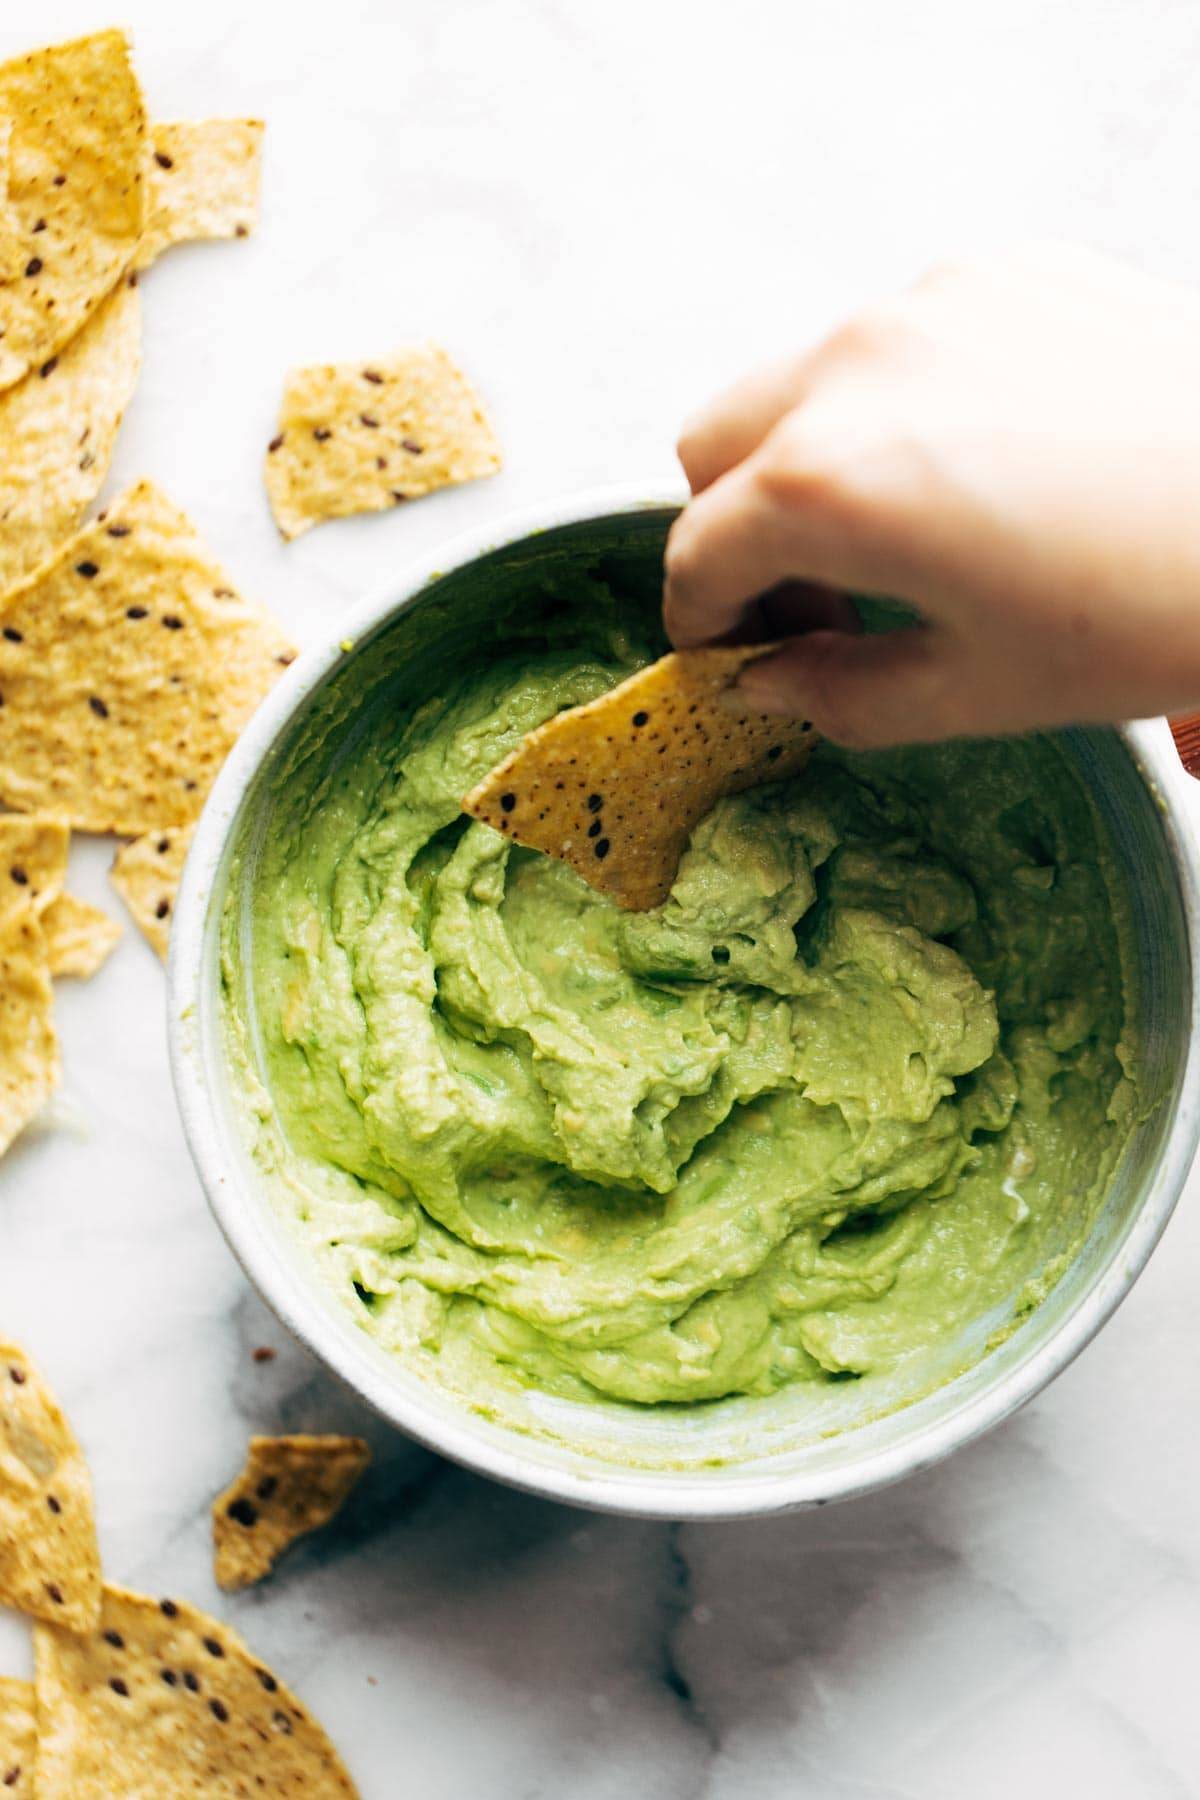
left=676, top=351, right=813, bottom=494
left=733, top=626, right=965, bottom=749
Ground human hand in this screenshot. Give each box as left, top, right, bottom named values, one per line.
left=663, top=246, right=1200, bottom=746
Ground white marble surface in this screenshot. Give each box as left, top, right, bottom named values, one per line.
left=3, top=2, right=1200, bottom=1794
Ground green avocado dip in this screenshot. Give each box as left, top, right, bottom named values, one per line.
left=226, top=574, right=1138, bottom=1425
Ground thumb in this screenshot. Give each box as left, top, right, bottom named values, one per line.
left=734, top=626, right=963, bottom=749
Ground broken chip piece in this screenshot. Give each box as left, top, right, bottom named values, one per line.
left=0, top=1341, right=102, bottom=1631
left=135, top=119, right=264, bottom=270
left=263, top=342, right=501, bottom=539
left=0, top=1677, right=35, bottom=1798
left=42, top=894, right=122, bottom=980
left=110, top=823, right=194, bottom=959
left=464, top=644, right=818, bottom=910
left=0, top=905, right=58, bottom=1156
left=34, top=1582, right=360, bottom=1797
left=0, top=481, right=296, bottom=834
left=0, top=30, right=145, bottom=392
left=213, top=1435, right=370, bottom=1592
left=0, top=278, right=141, bottom=591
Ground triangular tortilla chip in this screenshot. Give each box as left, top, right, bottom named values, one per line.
left=109, top=823, right=193, bottom=960
left=43, top=894, right=122, bottom=979
left=0, top=906, right=57, bottom=1156
left=464, top=644, right=818, bottom=910
left=0, top=30, right=145, bottom=392
left=264, top=342, right=501, bottom=540
left=0, top=1341, right=100, bottom=1630
left=34, top=1583, right=360, bottom=1797
left=0, top=481, right=296, bottom=833
left=213, top=1435, right=370, bottom=1592
left=0, top=278, right=141, bottom=591
left=0, top=1677, right=35, bottom=1797
left=135, top=119, right=264, bottom=270
left=0, top=815, right=69, bottom=915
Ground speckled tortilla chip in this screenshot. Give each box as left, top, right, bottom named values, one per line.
left=0, top=278, right=141, bottom=590
left=43, top=894, right=121, bottom=979
left=0, top=30, right=145, bottom=392
left=0, top=481, right=296, bottom=833
left=0, top=1677, right=35, bottom=1797
left=34, top=1583, right=360, bottom=1797
left=465, top=645, right=818, bottom=911
left=264, top=343, right=501, bottom=539
left=135, top=119, right=264, bottom=270
left=213, top=1435, right=370, bottom=1592
left=110, top=823, right=193, bottom=959
left=0, top=907, right=57, bottom=1155
left=0, top=1342, right=101, bottom=1631
left=0, top=814, right=69, bottom=913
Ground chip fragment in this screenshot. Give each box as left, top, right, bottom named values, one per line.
left=34, top=1583, right=360, bottom=1797
left=0, top=278, right=141, bottom=590
left=110, top=823, right=193, bottom=959
left=0, top=1341, right=101, bottom=1630
left=43, top=894, right=122, bottom=979
left=0, top=29, right=145, bottom=392
left=135, top=119, right=264, bottom=270
left=264, top=342, right=501, bottom=539
left=213, top=1435, right=370, bottom=1592
left=464, top=644, right=818, bottom=910
left=0, top=481, right=296, bottom=833
left=0, top=815, right=69, bottom=912
left=0, top=905, right=57, bottom=1156
left=0, top=1677, right=35, bottom=1797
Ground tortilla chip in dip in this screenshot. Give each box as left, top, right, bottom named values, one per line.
left=43, top=893, right=122, bottom=979
left=0, top=481, right=296, bottom=833
left=464, top=644, right=818, bottom=910
left=136, top=119, right=264, bottom=270
left=0, top=1677, right=35, bottom=1797
left=110, top=823, right=193, bottom=959
left=0, top=1341, right=101, bottom=1630
left=213, top=1435, right=370, bottom=1591
left=34, top=1583, right=360, bottom=1797
left=264, top=342, right=501, bottom=539
left=0, top=29, right=145, bottom=392
left=0, top=278, right=141, bottom=591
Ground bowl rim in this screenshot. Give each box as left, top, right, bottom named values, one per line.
left=168, top=479, right=1200, bottom=1520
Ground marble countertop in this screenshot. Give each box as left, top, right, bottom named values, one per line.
left=3, top=2, right=1200, bottom=1794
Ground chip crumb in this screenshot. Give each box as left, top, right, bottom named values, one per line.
left=213, top=1435, right=370, bottom=1591
left=135, top=118, right=264, bottom=270
left=34, top=1582, right=360, bottom=1796
left=251, top=1346, right=276, bottom=1364
left=263, top=343, right=501, bottom=540
left=464, top=644, right=818, bottom=910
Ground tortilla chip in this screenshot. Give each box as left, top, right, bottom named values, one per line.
left=0, top=1677, right=35, bottom=1797
left=34, top=1583, right=360, bottom=1797
left=110, top=823, right=193, bottom=960
left=0, top=30, right=145, bottom=393
left=264, top=342, right=501, bottom=540
left=43, top=894, right=121, bottom=979
left=464, top=644, right=818, bottom=911
left=0, top=481, right=297, bottom=833
left=0, top=278, right=141, bottom=591
left=0, top=815, right=69, bottom=915
left=0, top=907, right=57, bottom=1156
left=135, top=119, right=264, bottom=270
left=0, top=1341, right=101, bottom=1631
left=213, top=1435, right=370, bottom=1592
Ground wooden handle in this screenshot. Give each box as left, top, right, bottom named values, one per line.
left=1171, top=714, right=1200, bottom=777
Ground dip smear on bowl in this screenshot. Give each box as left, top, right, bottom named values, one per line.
left=227, top=572, right=1138, bottom=1420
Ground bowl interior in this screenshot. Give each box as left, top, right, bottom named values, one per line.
left=181, top=503, right=1198, bottom=1513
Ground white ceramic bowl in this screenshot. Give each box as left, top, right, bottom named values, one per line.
left=169, top=483, right=1200, bottom=1519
